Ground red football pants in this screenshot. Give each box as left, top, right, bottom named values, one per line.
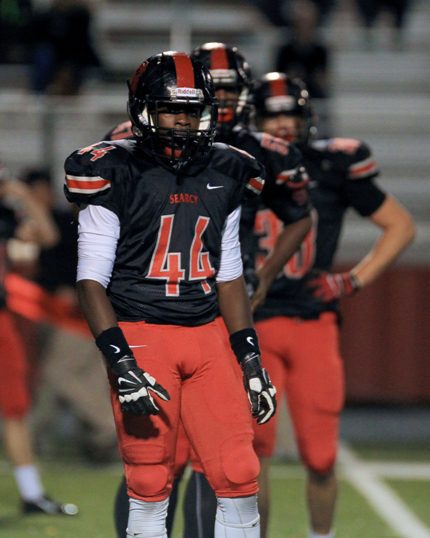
left=253, top=313, right=344, bottom=474
left=0, top=309, right=30, bottom=418
left=112, top=320, right=259, bottom=502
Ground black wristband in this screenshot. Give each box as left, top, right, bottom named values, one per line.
left=95, top=327, right=136, bottom=373
left=229, top=328, right=261, bottom=364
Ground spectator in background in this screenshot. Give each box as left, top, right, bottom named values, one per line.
left=248, top=0, right=337, bottom=27
left=26, top=0, right=101, bottom=95
left=0, top=160, right=78, bottom=515
left=308, top=0, right=338, bottom=26
left=0, top=0, right=32, bottom=63
left=353, top=0, right=413, bottom=50
left=21, top=168, right=118, bottom=463
left=275, top=0, right=332, bottom=136
left=275, top=0, right=330, bottom=100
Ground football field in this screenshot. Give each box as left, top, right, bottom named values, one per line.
left=1, top=442, right=429, bottom=538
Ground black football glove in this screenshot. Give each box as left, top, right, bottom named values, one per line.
left=96, top=327, right=170, bottom=416
left=241, top=352, right=277, bottom=424
left=115, top=362, right=170, bottom=415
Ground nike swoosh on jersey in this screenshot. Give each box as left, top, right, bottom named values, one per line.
left=206, top=184, right=224, bottom=190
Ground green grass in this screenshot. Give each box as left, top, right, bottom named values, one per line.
left=262, top=463, right=397, bottom=538
left=387, top=479, right=430, bottom=528
left=0, top=462, right=121, bottom=538
left=351, top=442, right=430, bottom=462
left=1, top=457, right=429, bottom=537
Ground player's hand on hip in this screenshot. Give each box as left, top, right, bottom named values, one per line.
left=307, top=270, right=360, bottom=302
left=116, top=362, right=170, bottom=415
left=241, top=352, right=277, bottom=425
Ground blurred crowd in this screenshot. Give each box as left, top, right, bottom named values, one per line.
left=0, top=0, right=415, bottom=97
left=0, top=164, right=117, bottom=466
left=0, top=0, right=101, bottom=95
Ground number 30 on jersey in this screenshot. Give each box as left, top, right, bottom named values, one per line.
left=255, top=209, right=318, bottom=279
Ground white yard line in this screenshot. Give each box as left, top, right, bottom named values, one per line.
left=365, top=462, right=430, bottom=479
left=339, top=443, right=430, bottom=538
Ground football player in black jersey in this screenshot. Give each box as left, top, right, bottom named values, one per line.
left=191, top=43, right=312, bottom=312
left=65, top=51, right=277, bottom=538
left=109, top=44, right=313, bottom=538
left=249, top=72, right=416, bottom=538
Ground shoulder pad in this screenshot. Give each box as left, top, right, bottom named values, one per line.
left=327, top=137, right=362, bottom=155
left=226, top=143, right=255, bottom=161
left=64, top=140, right=132, bottom=203
left=229, top=144, right=266, bottom=198
left=327, top=138, right=380, bottom=181
left=314, top=138, right=379, bottom=181
left=257, top=132, right=291, bottom=156
left=104, top=120, right=134, bottom=141
left=211, top=141, right=256, bottom=166
left=210, top=143, right=265, bottom=200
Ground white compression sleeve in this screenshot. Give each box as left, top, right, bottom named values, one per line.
left=215, top=495, right=260, bottom=538
left=126, top=498, right=169, bottom=538
left=77, top=205, right=120, bottom=288
left=216, top=206, right=243, bottom=283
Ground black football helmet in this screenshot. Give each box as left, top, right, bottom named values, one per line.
left=128, top=51, right=218, bottom=171
left=191, top=42, right=253, bottom=139
left=253, top=72, right=316, bottom=144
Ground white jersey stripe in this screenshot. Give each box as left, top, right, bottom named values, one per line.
left=68, top=183, right=111, bottom=194
left=65, top=174, right=111, bottom=194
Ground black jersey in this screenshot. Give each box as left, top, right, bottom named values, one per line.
left=229, top=128, right=311, bottom=227
left=64, top=139, right=265, bottom=326
left=103, top=123, right=310, bottom=229
left=254, top=137, right=387, bottom=321
left=226, top=128, right=311, bottom=278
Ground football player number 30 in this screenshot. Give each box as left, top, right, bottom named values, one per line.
left=254, top=209, right=318, bottom=279
left=147, top=215, right=215, bottom=296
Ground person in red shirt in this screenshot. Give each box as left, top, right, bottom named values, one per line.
left=0, top=162, right=78, bottom=515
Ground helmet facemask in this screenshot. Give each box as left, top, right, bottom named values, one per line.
left=214, top=84, right=252, bottom=139
left=190, top=44, right=254, bottom=140
left=259, top=111, right=310, bottom=144
left=254, top=74, right=316, bottom=145
left=130, top=96, right=217, bottom=171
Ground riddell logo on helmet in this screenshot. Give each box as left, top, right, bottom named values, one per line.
left=266, top=96, right=295, bottom=112
left=211, top=69, right=237, bottom=84
left=171, top=88, right=203, bottom=100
